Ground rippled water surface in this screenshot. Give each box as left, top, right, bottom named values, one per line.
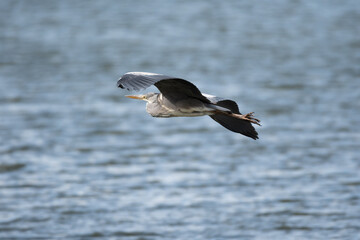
left=1, top=1, right=360, bottom=239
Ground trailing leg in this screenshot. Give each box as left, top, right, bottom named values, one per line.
left=216, top=111, right=261, bottom=126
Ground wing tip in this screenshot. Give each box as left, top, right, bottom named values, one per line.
left=117, top=71, right=163, bottom=90
left=116, top=80, right=124, bottom=89
left=242, top=128, right=259, bottom=140
left=250, top=132, right=259, bottom=140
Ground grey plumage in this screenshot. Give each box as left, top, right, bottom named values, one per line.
left=117, top=72, right=260, bottom=139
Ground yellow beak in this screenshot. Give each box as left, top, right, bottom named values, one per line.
left=125, top=95, right=145, bottom=100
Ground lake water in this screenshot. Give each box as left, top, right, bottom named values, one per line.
left=1, top=0, right=359, bottom=239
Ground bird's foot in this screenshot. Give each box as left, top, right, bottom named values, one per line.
left=218, top=110, right=262, bottom=126
left=242, top=112, right=261, bottom=126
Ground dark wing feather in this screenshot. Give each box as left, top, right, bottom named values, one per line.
left=155, top=79, right=210, bottom=103
left=117, top=72, right=210, bottom=103
left=210, top=115, right=259, bottom=140
left=215, top=100, right=241, bottom=114
left=203, top=94, right=241, bottom=114
left=203, top=94, right=258, bottom=139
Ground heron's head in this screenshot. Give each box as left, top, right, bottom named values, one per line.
left=125, top=92, right=158, bottom=103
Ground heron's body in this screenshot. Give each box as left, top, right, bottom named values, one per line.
left=146, top=93, right=221, bottom=118
left=117, top=72, right=261, bottom=140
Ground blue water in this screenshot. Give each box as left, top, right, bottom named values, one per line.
left=1, top=0, right=360, bottom=239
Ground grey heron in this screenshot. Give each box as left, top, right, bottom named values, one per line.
left=117, top=72, right=260, bottom=140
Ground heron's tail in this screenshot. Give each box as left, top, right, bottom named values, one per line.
left=210, top=112, right=260, bottom=140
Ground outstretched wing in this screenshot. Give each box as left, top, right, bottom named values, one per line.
left=117, top=72, right=210, bottom=103
left=210, top=114, right=259, bottom=139
left=202, top=94, right=258, bottom=139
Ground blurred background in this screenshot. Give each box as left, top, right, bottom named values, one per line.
left=1, top=0, right=359, bottom=239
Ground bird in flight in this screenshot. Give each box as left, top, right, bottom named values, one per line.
left=117, top=72, right=261, bottom=139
